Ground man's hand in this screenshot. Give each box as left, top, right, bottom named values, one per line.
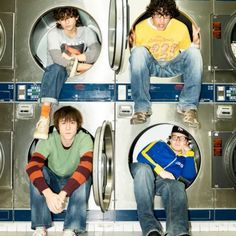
left=128, top=28, right=136, bottom=48
left=181, top=143, right=191, bottom=156
left=192, top=23, right=200, bottom=46
left=159, top=170, right=175, bottom=180
left=42, top=188, right=64, bottom=214
left=58, top=190, right=68, bottom=209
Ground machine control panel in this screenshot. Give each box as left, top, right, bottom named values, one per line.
left=15, top=83, right=115, bottom=102
left=0, top=83, right=14, bottom=101
left=117, top=83, right=214, bottom=102
left=1, top=83, right=236, bottom=103
left=216, top=84, right=236, bottom=102
left=17, top=84, right=40, bottom=101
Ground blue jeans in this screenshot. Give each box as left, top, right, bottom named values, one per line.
left=129, top=46, right=203, bottom=113
left=30, top=167, right=91, bottom=233
left=40, top=64, right=68, bottom=104
left=130, top=163, right=190, bottom=236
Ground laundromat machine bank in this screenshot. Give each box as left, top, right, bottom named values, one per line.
left=0, top=0, right=236, bottom=223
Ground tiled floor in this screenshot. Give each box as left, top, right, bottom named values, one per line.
left=0, top=232, right=236, bottom=235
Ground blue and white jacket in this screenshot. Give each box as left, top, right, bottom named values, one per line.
left=137, top=140, right=197, bottom=181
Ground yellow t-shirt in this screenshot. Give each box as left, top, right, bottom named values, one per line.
left=134, top=18, right=191, bottom=61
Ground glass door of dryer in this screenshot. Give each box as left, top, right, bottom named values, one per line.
left=92, top=121, right=114, bottom=212
left=212, top=131, right=236, bottom=188
left=212, top=13, right=236, bottom=70
left=108, top=0, right=128, bottom=73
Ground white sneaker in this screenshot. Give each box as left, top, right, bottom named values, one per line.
left=32, top=227, right=47, bottom=236
left=33, top=116, right=50, bottom=139
left=63, top=229, right=76, bottom=236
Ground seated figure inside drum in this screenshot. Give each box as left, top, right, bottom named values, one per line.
left=130, top=125, right=197, bottom=236
left=33, top=7, right=101, bottom=140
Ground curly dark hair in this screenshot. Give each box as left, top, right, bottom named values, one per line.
left=53, top=7, right=81, bottom=29
left=146, top=0, right=179, bottom=18
left=53, top=106, right=83, bottom=132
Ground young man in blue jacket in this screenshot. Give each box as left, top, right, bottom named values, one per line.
left=131, top=125, right=196, bottom=236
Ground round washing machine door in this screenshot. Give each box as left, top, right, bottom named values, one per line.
left=223, top=132, right=236, bottom=186
left=0, top=20, right=6, bottom=62
left=108, top=0, right=128, bottom=73
left=92, top=121, right=114, bottom=212
left=0, top=142, right=4, bottom=179
left=30, top=8, right=101, bottom=70
left=128, top=123, right=201, bottom=188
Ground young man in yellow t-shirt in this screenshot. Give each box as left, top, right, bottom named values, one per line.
left=130, top=0, right=202, bottom=127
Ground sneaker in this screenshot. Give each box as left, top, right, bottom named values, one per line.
left=130, top=112, right=147, bottom=124
left=147, top=231, right=161, bottom=236
left=63, top=229, right=76, bottom=236
left=32, top=227, right=47, bottom=236
left=146, top=109, right=152, bottom=117
left=66, top=58, right=78, bottom=78
left=33, top=116, right=50, bottom=139
left=177, top=107, right=200, bottom=128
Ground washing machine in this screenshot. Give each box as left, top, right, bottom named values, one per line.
left=11, top=0, right=126, bottom=221
left=107, top=0, right=216, bottom=222
left=211, top=0, right=236, bottom=220
left=0, top=0, right=14, bottom=217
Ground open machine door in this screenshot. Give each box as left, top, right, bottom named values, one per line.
left=108, top=0, right=128, bottom=73
left=93, top=121, right=114, bottom=212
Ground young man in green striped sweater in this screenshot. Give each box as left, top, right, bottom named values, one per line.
left=26, top=106, right=93, bottom=236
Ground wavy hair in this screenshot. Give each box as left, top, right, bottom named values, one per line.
left=53, top=7, right=81, bottom=29
left=146, top=0, right=179, bottom=18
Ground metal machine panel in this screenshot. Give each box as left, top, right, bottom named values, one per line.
left=15, top=0, right=115, bottom=84
left=13, top=102, right=115, bottom=210
left=0, top=0, right=15, bottom=84
left=113, top=0, right=214, bottom=219
left=13, top=0, right=117, bottom=213
left=0, top=0, right=15, bottom=12
left=212, top=1, right=236, bottom=85
left=115, top=103, right=214, bottom=212
left=0, top=13, right=14, bottom=69
left=117, top=0, right=212, bottom=83
left=211, top=14, right=236, bottom=71
left=0, top=103, right=13, bottom=131
left=0, top=131, right=13, bottom=208
left=211, top=131, right=236, bottom=209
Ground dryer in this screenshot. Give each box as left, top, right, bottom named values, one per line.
left=109, top=0, right=215, bottom=222
left=211, top=0, right=236, bottom=220
left=211, top=0, right=236, bottom=72
left=11, top=0, right=123, bottom=221
left=0, top=0, right=14, bottom=216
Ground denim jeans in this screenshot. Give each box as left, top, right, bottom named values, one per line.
left=30, top=167, right=91, bottom=233
left=129, top=46, right=203, bottom=113
left=40, top=64, right=68, bottom=104
left=130, top=163, right=190, bottom=236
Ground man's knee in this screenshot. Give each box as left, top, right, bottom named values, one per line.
left=131, top=163, right=154, bottom=180
left=130, top=46, right=150, bottom=62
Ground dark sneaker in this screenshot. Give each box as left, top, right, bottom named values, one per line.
left=147, top=231, right=161, bottom=236
left=66, top=58, right=78, bottom=78
left=145, top=110, right=152, bottom=117
left=130, top=112, right=147, bottom=124
left=177, top=107, right=200, bottom=128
